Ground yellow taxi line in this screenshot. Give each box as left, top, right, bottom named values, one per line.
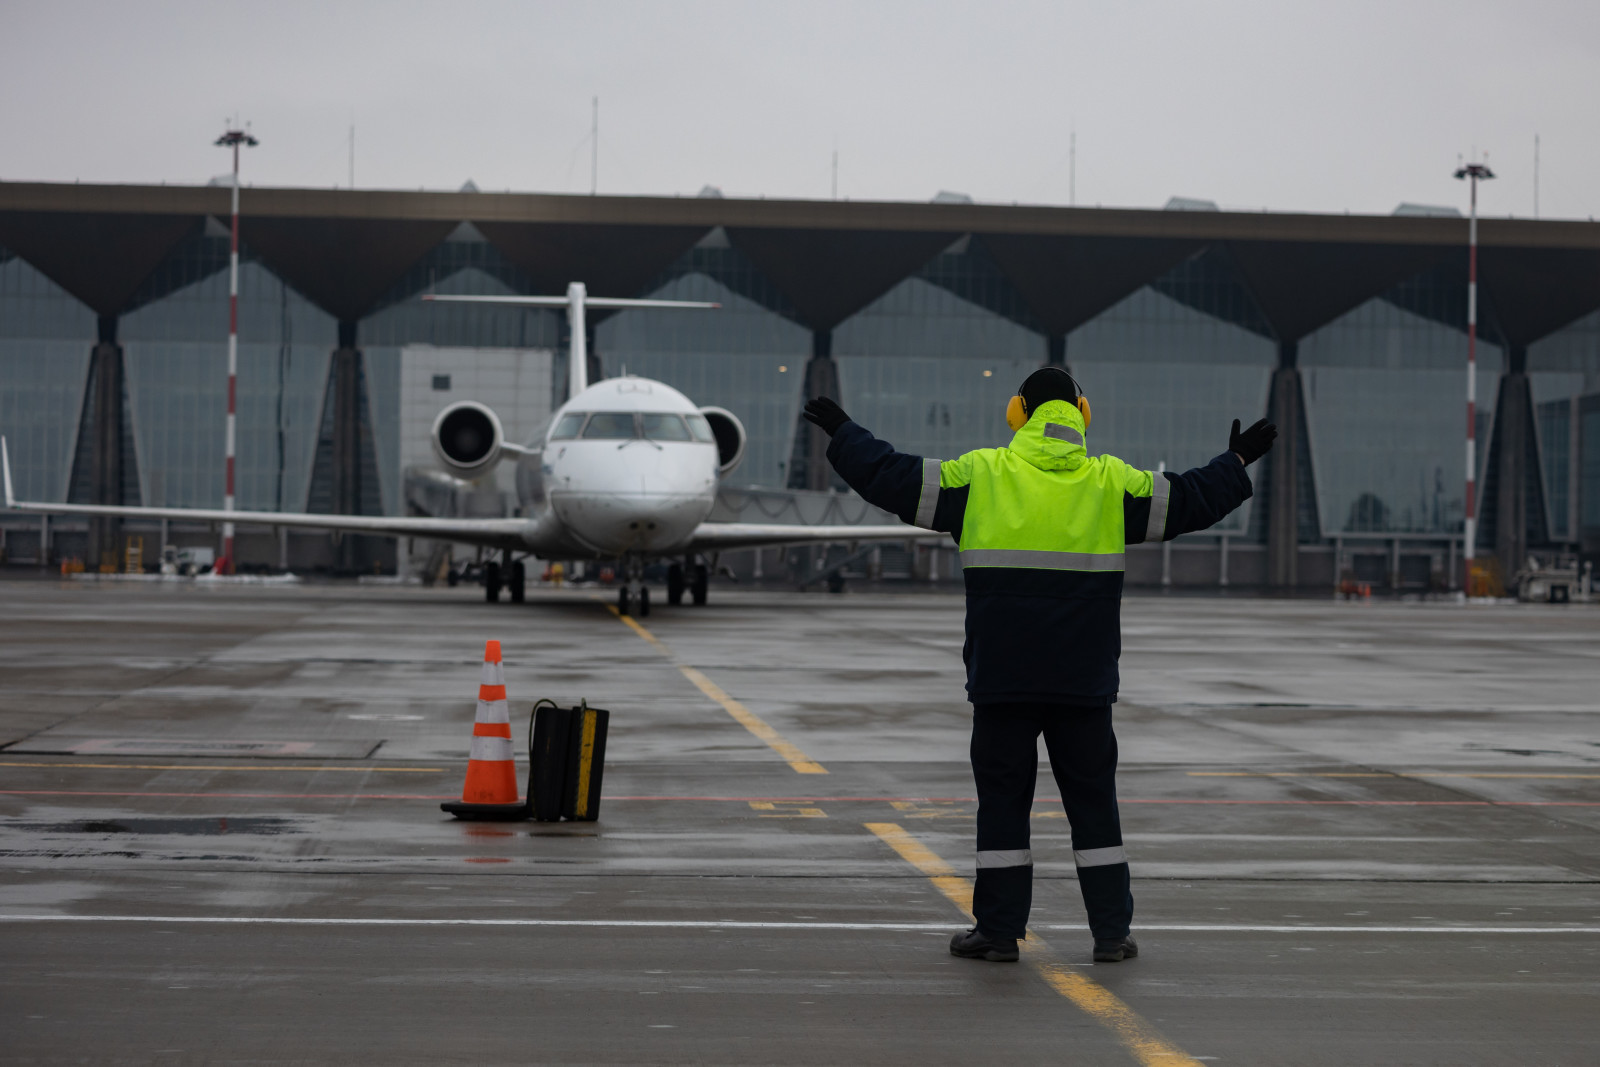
left=864, top=822, right=1202, bottom=1067
left=607, top=605, right=827, bottom=775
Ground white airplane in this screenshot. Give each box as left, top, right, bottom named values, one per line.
left=2, top=282, right=921, bottom=615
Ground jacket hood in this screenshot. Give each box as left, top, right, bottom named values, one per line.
left=1006, top=399, right=1088, bottom=471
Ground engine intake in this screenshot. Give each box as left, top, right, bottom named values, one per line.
left=431, top=401, right=504, bottom=478
left=699, top=406, right=747, bottom=475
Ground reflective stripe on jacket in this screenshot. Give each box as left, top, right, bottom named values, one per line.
left=826, top=399, right=1252, bottom=705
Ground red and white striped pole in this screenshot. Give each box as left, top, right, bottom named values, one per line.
left=1454, top=159, right=1494, bottom=593
left=215, top=125, right=257, bottom=575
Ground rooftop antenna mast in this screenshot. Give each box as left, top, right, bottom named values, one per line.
left=349, top=123, right=355, bottom=189
left=1533, top=134, right=1539, bottom=219
left=591, top=97, right=598, bottom=195
left=1069, top=126, right=1076, bottom=207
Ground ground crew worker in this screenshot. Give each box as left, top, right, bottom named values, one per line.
left=803, top=367, right=1275, bottom=963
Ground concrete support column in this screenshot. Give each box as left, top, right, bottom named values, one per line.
left=791, top=330, right=840, bottom=491
left=86, top=316, right=124, bottom=571
left=331, top=321, right=363, bottom=572
left=1266, top=341, right=1302, bottom=589
left=1046, top=334, right=1066, bottom=368
left=1494, top=347, right=1531, bottom=577
left=585, top=320, right=603, bottom=386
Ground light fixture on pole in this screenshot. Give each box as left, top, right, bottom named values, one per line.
left=215, top=123, right=258, bottom=576
left=1453, top=157, right=1493, bottom=593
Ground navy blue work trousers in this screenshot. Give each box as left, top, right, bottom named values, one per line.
left=970, top=702, right=1132, bottom=941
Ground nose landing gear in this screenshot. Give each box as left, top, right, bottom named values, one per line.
left=617, top=556, right=649, bottom=617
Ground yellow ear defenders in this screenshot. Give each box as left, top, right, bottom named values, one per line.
left=1005, top=373, right=1091, bottom=432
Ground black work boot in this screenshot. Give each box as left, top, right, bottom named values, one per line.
left=949, top=927, right=1020, bottom=962
left=1093, top=936, right=1139, bottom=962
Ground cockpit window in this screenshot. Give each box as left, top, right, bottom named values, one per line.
left=684, top=413, right=715, bottom=443
left=582, top=412, right=637, bottom=439
left=551, top=413, right=586, bottom=440
left=641, top=413, right=692, bottom=441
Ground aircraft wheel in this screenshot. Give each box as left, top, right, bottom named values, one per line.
left=666, top=564, right=684, bottom=605
left=485, top=561, right=502, bottom=603
left=617, top=584, right=632, bottom=616
left=509, top=561, right=526, bottom=603
left=638, top=585, right=651, bottom=617
left=691, top=564, right=709, bottom=606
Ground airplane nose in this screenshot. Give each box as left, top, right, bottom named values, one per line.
left=553, top=491, right=712, bottom=554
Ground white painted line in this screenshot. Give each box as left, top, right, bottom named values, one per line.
left=0, top=915, right=950, bottom=930
left=0, top=915, right=1596, bottom=934
left=1124, top=924, right=1600, bottom=934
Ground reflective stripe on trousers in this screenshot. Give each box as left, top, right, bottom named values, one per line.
left=976, top=848, right=1033, bottom=869
left=914, top=457, right=942, bottom=528
left=1073, top=845, right=1127, bottom=868
left=959, top=548, right=1125, bottom=571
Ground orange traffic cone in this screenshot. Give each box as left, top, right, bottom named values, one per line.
left=441, top=640, right=529, bottom=821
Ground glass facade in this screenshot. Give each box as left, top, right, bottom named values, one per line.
left=835, top=276, right=1038, bottom=467
left=121, top=260, right=336, bottom=510
left=4, top=222, right=1599, bottom=568
left=1530, top=309, right=1600, bottom=543
left=1070, top=286, right=1274, bottom=533
left=0, top=252, right=96, bottom=502
left=1583, top=397, right=1600, bottom=545
left=1301, top=298, right=1501, bottom=535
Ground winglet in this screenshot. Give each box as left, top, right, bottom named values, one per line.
left=1, top=436, right=15, bottom=509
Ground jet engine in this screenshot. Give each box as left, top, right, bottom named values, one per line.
left=430, top=401, right=504, bottom=478
left=699, top=406, right=747, bottom=475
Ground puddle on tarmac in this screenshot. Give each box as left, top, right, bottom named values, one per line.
left=11, top=817, right=303, bottom=836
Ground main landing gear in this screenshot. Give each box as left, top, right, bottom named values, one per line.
left=483, top=554, right=527, bottom=604
left=665, top=560, right=709, bottom=607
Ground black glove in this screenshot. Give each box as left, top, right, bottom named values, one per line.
left=1229, top=418, right=1278, bottom=465
left=803, top=397, right=851, bottom=437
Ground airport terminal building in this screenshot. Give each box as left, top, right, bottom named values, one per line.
left=1, top=181, right=1597, bottom=588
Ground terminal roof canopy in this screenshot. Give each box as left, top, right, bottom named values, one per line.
left=1225, top=241, right=1455, bottom=343
left=3, top=184, right=1599, bottom=348
left=239, top=217, right=457, bottom=323
left=726, top=227, right=957, bottom=332
left=474, top=222, right=709, bottom=305
left=0, top=211, right=198, bottom=317
left=979, top=234, right=1204, bottom=338
left=1479, top=247, right=1600, bottom=347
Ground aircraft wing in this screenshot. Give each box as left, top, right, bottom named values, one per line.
left=683, top=522, right=940, bottom=553
left=3, top=437, right=529, bottom=552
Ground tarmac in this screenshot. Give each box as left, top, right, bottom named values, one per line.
left=0, top=576, right=1596, bottom=1065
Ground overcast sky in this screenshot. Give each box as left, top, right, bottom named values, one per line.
left=2, top=0, right=1596, bottom=219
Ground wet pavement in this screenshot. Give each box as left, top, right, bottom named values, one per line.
left=1, top=577, right=1596, bottom=1065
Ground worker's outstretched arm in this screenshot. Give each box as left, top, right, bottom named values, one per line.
left=1125, top=418, right=1276, bottom=543
left=806, top=397, right=966, bottom=540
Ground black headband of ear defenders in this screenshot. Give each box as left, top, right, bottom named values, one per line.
left=1018, top=366, right=1080, bottom=414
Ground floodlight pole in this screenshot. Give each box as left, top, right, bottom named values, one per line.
left=1454, top=159, right=1493, bottom=592
left=215, top=125, right=258, bottom=575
